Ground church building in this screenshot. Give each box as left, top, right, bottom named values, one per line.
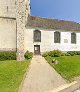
left=0, top=0, right=80, bottom=61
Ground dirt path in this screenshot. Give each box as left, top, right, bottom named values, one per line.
left=19, top=56, right=66, bottom=92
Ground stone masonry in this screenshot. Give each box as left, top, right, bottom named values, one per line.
left=16, top=0, right=30, bottom=61
left=16, top=0, right=26, bottom=61
left=0, top=0, right=30, bottom=61
left=0, top=0, right=16, bottom=18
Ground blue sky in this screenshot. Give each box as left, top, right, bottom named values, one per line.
left=31, top=0, right=80, bottom=23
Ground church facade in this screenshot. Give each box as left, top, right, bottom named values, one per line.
left=0, top=0, right=80, bottom=60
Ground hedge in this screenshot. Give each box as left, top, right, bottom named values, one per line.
left=0, top=52, right=16, bottom=61
left=42, top=50, right=61, bottom=57
left=67, top=51, right=80, bottom=56
left=42, top=50, right=80, bottom=57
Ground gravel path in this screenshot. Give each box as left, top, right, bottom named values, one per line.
left=19, top=56, right=66, bottom=92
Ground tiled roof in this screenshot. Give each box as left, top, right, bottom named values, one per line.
left=26, top=16, right=80, bottom=31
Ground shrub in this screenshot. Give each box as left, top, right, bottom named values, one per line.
left=42, top=52, right=49, bottom=57
left=42, top=50, right=61, bottom=57
left=67, top=51, right=75, bottom=56
left=65, top=53, right=71, bottom=56
left=76, top=51, right=80, bottom=55
left=43, top=51, right=80, bottom=58
left=24, top=51, right=33, bottom=60
left=0, top=52, right=16, bottom=61
left=49, top=51, right=54, bottom=57
left=61, top=53, right=66, bottom=56
left=67, top=51, right=80, bottom=56
left=52, top=50, right=61, bottom=57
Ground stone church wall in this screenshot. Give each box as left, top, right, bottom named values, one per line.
left=0, top=18, right=16, bottom=51
left=24, top=28, right=80, bottom=54
left=0, top=0, right=16, bottom=18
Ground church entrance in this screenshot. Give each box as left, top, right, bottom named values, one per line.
left=34, top=45, right=40, bottom=55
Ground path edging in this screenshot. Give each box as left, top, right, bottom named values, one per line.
left=51, top=81, right=80, bottom=92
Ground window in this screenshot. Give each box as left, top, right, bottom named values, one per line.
left=54, top=31, right=60, bottom=43
left=71, top=33, right=76, bottom=44
left=7, top=6, right=8, bottom=12
left=34, top=30, right=41, bottom=42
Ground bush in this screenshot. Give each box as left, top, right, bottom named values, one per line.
left=48, top=51, right=54, bottom=57
left=61, top=53, right=66, bottom=56
left=42, top=50, right=61, bottom=57
left=67, top=51, right=75, bottom=56
left=76, top=51, right=80, bottom=55
left=24, top=51, right=33, bottom=60
left=0, top=52, right=16, bottom=61
left=65, top=53, right=71, bottom=56
left=52, top=50, right=61, bottom=57
left=42, top=52, right=50, bottom=57
left=67, top=51, right=80, bottom=56
left=43, top=51, right=80, bottom=58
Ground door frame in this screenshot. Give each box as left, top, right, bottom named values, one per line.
left=34, top=45, right=40, bottom=55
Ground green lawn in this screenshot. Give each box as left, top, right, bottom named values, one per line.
left=0, top=60, right=30, bottom=92
left=45, top=56, right=80, bottom=81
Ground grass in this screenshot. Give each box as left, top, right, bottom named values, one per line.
left=0, top=60, right=30, bottom=92
left=45, top=56, right=80, bottom=81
